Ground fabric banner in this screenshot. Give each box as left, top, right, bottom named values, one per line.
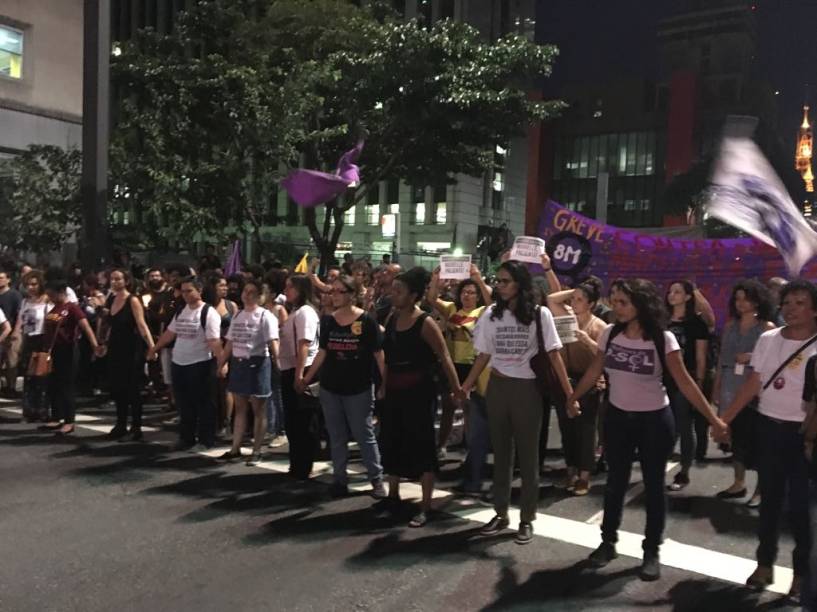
left=535, top=200, right=817, bottom=327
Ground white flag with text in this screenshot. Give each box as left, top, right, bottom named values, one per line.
left=709, top=136, right=817, bottom=276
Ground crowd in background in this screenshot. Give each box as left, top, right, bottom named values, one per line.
left=2, top=246, right=817, bottom=607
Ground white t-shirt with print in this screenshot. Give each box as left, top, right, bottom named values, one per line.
left=751, top=328, right=817, bottom=422
left=66, top=287, right=78, bottom=304
left=473, top=305, right=562, bottom=379
left=227, top=308, right=279, bottom=359
left=19, top=299, right=48, bottom=336
left=278, top=305, right=319, bottom=371
left=600, top=326, right=681, bottom=412
left=168, top=303, right=221, bottom=366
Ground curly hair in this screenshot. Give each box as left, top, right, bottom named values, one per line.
left=728, top=279, right=774, bottom=322
left=665, top=279, right=697, bottom=321
left=394, top=267, right=430, bottom=302
left=609, top=278, right=668, bottom=340
left=491, top=261, right=537, bottom=326
left=780, top=279, right=817, bottom=313
left=453, top=279, right=482, bottom=311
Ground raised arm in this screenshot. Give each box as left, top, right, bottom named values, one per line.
left=694, top=289, right=716, bottom=332
left=470, top=264, right=494, bottom=306
left=546, top=289, right=575, bottom=317
left=540, top=253, right=561, bottom=295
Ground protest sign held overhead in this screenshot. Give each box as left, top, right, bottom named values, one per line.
left=510, top=236, right=546, bottom=263
left=439, top=255, right=471, bottom=280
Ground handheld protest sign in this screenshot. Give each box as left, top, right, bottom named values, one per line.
left=510, top=236, right=546, bottom=263
left=439, top=254, right=472, bottom=280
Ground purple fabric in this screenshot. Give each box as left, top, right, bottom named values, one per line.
left=224, top=240, right=242, bottom=277
left=281, top=142, right=364, bottom=208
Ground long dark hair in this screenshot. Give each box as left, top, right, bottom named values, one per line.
left=665, top=279, right=696, bottom=321
left=491, top=261, right=537, bottom=326
left=287, top=274, right=315, bottom=310
left=728, top=279, right=774, bottom=322
left=610, top=278, right=668, bottom=340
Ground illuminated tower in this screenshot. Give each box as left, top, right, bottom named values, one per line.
left=796, top=105, right=814, bottom=192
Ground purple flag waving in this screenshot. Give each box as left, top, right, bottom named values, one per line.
left=224, top=240, right=242, bottom=277
left=281, top=141, right=364, bottom=208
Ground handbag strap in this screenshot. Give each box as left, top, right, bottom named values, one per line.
left=762, top=333, right=817, bottom=390
left=46, top=312, right=64, bottom=355
left=534, top=306, right=545, bottom=353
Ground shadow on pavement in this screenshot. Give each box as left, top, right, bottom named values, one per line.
left=660, top=577, right=797, bottom=611
left=668, top=495, right=758, bottom=536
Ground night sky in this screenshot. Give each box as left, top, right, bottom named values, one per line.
left=535, top=0, right=817, bottom=148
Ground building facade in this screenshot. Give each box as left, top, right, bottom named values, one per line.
left=0, top=0, right=83, bottom=159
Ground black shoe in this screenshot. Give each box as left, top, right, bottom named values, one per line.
left=479, top=515, right=510, bottom=536
left=716, top=487, right=747, bottom=499
left=595, top=457, right=607, bottom=474
left=129, top=430, right=143, bottom=442
left=217, top=450, right=241, bottom=462
left=640, top=551, right=661, bottom=581
left=588, top=542, right=618, bottom=568
left=667, top=472, right=690, bottom=491
left=107, top=426, right=127, bottom=439
left=171, top=440, right=193, bottom=452
left=515, top=522, right=533, bottom=545
left=245, top=452, right=263, bottom=466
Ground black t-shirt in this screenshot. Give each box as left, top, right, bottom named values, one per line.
left=0, top=288, right=22, bottom=327
left=319, top=312, right=383, bottom=395
left=667, top=315, right=709, bottom=377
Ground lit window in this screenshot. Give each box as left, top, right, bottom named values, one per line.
left=390, top=203, right=400, bottom=214
left=436, top=202, right=446, bottom=224
left=0, top=26, right=23, bottom=79
left=493, top=172, right=504, bottom=192
left=367, top=204, right=379, bottom=225
left=624, top=200, right=636, bottom=211
left=415, top=202, right=425, bottom=225
left=344, top=205, right=356, bottom=226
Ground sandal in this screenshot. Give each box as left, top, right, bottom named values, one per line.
left=408, top=511, right=428, bottom=528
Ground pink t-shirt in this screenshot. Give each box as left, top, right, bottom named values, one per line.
left=600, top=326, right=681, bottom=412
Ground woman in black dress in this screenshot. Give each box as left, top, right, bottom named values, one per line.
left=99, top=269, right=155, bottom=441
left=381, top=267, right=461, bottom=527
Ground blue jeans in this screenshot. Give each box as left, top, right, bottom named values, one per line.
left=463, top=394, right=491, bottom=492
left=319, top=387, right=382, bottom=485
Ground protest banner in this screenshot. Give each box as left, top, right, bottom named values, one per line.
left=439, top=254, right=471, bottom=280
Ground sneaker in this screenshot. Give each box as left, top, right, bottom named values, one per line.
left=479, top=515, right=510, bottom=536
left=269, top=435, right=287, bottom=448
left=188, top=443, right=210, bottom=453
left=639, top=551, right=661, bottom=581
left=515, top=522, right=533, bottom=545
left=329, top=482, right=349, bottom=498
left=408, top=511, right=428, bottom=528
left=746, top=565, right=774, bottom=591
left=217, top=450, right=242, bottom=462
left=371, top=481, right=387, bottom=500
left=572, top=479, right=590, bottom=496
left=667, top=472, right=690, bottom=491
left=245, top=452, right=263, bottom=466
left=588, top=542, right=618, bottom=568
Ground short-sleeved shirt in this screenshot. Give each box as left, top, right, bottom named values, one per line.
left=19, top=299, right=48, bottom=336
left=0, top=289, right=22, bottom=327
left=473, top=305, right=562, bottom=379
left=168, top=303, right=221, bottom=366
left=319, top=312, right=383, bottom=395
left=278, top=305, right=320, bottom=371
left=440, top=302, right=485, bottom=365
left=752, top=328, right=817, bottom=422
left=226, top=308, right=279, bottom=359
left=600, top=326, right=681, bottom=412
left=43, top=302, right=86, bottom=347
left=667, top=315, right=709, bottom=375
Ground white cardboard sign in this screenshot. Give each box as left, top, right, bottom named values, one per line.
left=439, top=254, right=472, bottom=280
left=553, top=315, right=578, bottom=344
left=510, top=236, right=546, bottom=263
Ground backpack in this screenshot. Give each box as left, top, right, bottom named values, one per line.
left=174, top=302, right=211, bottom=329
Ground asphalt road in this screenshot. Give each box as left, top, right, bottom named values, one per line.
left=0, top=396, right=802, bottom=612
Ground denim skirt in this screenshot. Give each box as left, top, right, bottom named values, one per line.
left=227, top=355, right=272, bottom=397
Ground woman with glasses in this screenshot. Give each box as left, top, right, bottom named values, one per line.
left=298, top=275, right=386, bottom=498
left=461, top=261, right=574, bottom=545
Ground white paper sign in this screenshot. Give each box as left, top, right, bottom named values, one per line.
left=439, top=254, right=472, bottom=280
left=553, top=315, right=578, bottom=344
left=510, top=236, right=546, bottom=263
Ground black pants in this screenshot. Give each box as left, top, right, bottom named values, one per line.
left=110, top=348, right=144, bottom=432
left=281, top=368, right=322, bottom=478
left=48, top=344, right=77, bottom=424
left=601, top=404, right=675, bottom=554
left=556, top=389, right=600, bottom=473
left=670, top=388, right=709, bottom=468
left=756, top=414, right=810, bottom=576
left=172, top=359, right=216, bottom=447
left=538, top=395, right=552, bottom=469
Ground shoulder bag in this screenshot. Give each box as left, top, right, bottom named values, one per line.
left=27, top=316, right=63, bottom=378
left=530, top=306, right=566, bottom=404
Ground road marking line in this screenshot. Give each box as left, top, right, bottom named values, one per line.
left=0, top=405, right=792, bottom=594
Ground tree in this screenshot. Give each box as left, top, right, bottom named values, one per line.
left=0, top=145, right=82, bottom=255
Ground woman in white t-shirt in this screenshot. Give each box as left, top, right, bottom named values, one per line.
left=720, top=280, right=817, bottom=599
left=217, top=280, right=279, bottom=466
left=15, top=270, right=50, bottom=422
left=278, top=274, right=320, bottom=479
left=568, top=278, right=726, bottom=582
left=461, top=261, right=574, bottom=546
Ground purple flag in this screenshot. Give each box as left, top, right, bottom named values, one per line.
left=281, top=141, right=364, bottom=208
left=224, top=240, right=242, bottom=277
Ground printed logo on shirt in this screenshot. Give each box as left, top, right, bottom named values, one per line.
left=351, top=321, right=362, bottom=336
left=495, top=325, right=532, bottom=360
left=605, top=343, right=657, bottom=375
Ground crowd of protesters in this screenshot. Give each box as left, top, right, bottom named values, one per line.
left=4, top=247, right=817, bottom=607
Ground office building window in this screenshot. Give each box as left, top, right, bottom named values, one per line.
left=435, top=203, right=447, bottom=225
left=433, top=183, right=447, bottom=225
left=344, top=205, right=356, bottom=226
left=412, top=184, right=426, bottom=224
left=367, top=204, right=379, bottom=225
left=0, top=26, right=23, bottom=79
